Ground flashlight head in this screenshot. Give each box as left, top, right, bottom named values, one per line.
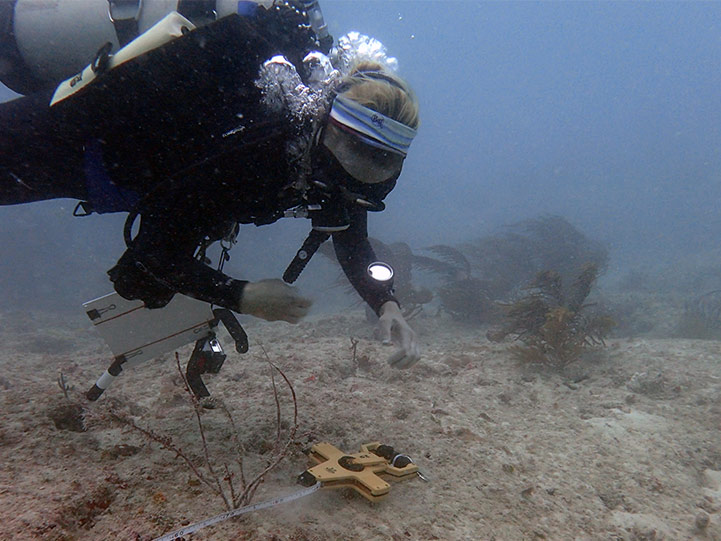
left=367, top=261, right=394, bottom=283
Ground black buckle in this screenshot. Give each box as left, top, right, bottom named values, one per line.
left=91, top=42, right=114, bottom=74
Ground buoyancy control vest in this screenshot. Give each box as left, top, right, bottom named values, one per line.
left=0, top=0, right=332, bottom=95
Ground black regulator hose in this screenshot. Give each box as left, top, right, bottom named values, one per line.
left=123, top=210, right=139, bottom=247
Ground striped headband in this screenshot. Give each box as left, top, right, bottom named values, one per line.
left=328, top=95, right=417, bottom=156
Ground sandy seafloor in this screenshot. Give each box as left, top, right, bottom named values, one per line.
left=1, top=308, right=720, bottom=541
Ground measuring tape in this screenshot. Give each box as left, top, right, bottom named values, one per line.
left=153, top=441, right=424, bottom=539
left=153, top=482, right=321, bottom=541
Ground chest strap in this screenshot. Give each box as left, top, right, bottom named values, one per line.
left=283, top=229, right=330, bottom=284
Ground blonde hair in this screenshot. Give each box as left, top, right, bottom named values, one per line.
left=339, top=61, right=420, bottom=130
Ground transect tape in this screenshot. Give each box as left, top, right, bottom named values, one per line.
left=153, top=482, right=321, bottom=541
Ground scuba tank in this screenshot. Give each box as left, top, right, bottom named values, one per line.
left=0, top=0, right=279, bottom=95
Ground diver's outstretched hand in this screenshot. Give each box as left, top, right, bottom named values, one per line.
left=239, top=279, right=312, bottom=324
left=377, top=301, right=421, bottom=369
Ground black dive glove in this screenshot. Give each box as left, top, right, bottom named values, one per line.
left=108, top=256, right=176, bottom=309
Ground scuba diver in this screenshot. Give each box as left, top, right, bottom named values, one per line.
left=0, top=0, right=421, bottom=368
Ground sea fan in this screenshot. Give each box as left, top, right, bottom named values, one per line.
left=488, top=264, right=614, bottom=367
left=423, top=245, right=472, bottom=276
left=675, top=289, right=721, bottom=339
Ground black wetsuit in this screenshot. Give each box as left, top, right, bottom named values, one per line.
left=0, top=8, right=397, bottom=314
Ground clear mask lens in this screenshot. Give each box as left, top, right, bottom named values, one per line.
left=323, top=123, right=404, bottom=184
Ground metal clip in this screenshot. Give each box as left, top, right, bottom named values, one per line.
left=108, top=0, right=143, bottom=22
left=391, top=453, right=430, bottom=482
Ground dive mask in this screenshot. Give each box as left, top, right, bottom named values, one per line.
left=323, top=95, right=416, bottom=184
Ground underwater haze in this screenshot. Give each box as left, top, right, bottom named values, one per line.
left=1, top=0, right=721, bottom=307
left=4, top=3, right=721, bottom=540
left=325, top=1, right=721, bottom=263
